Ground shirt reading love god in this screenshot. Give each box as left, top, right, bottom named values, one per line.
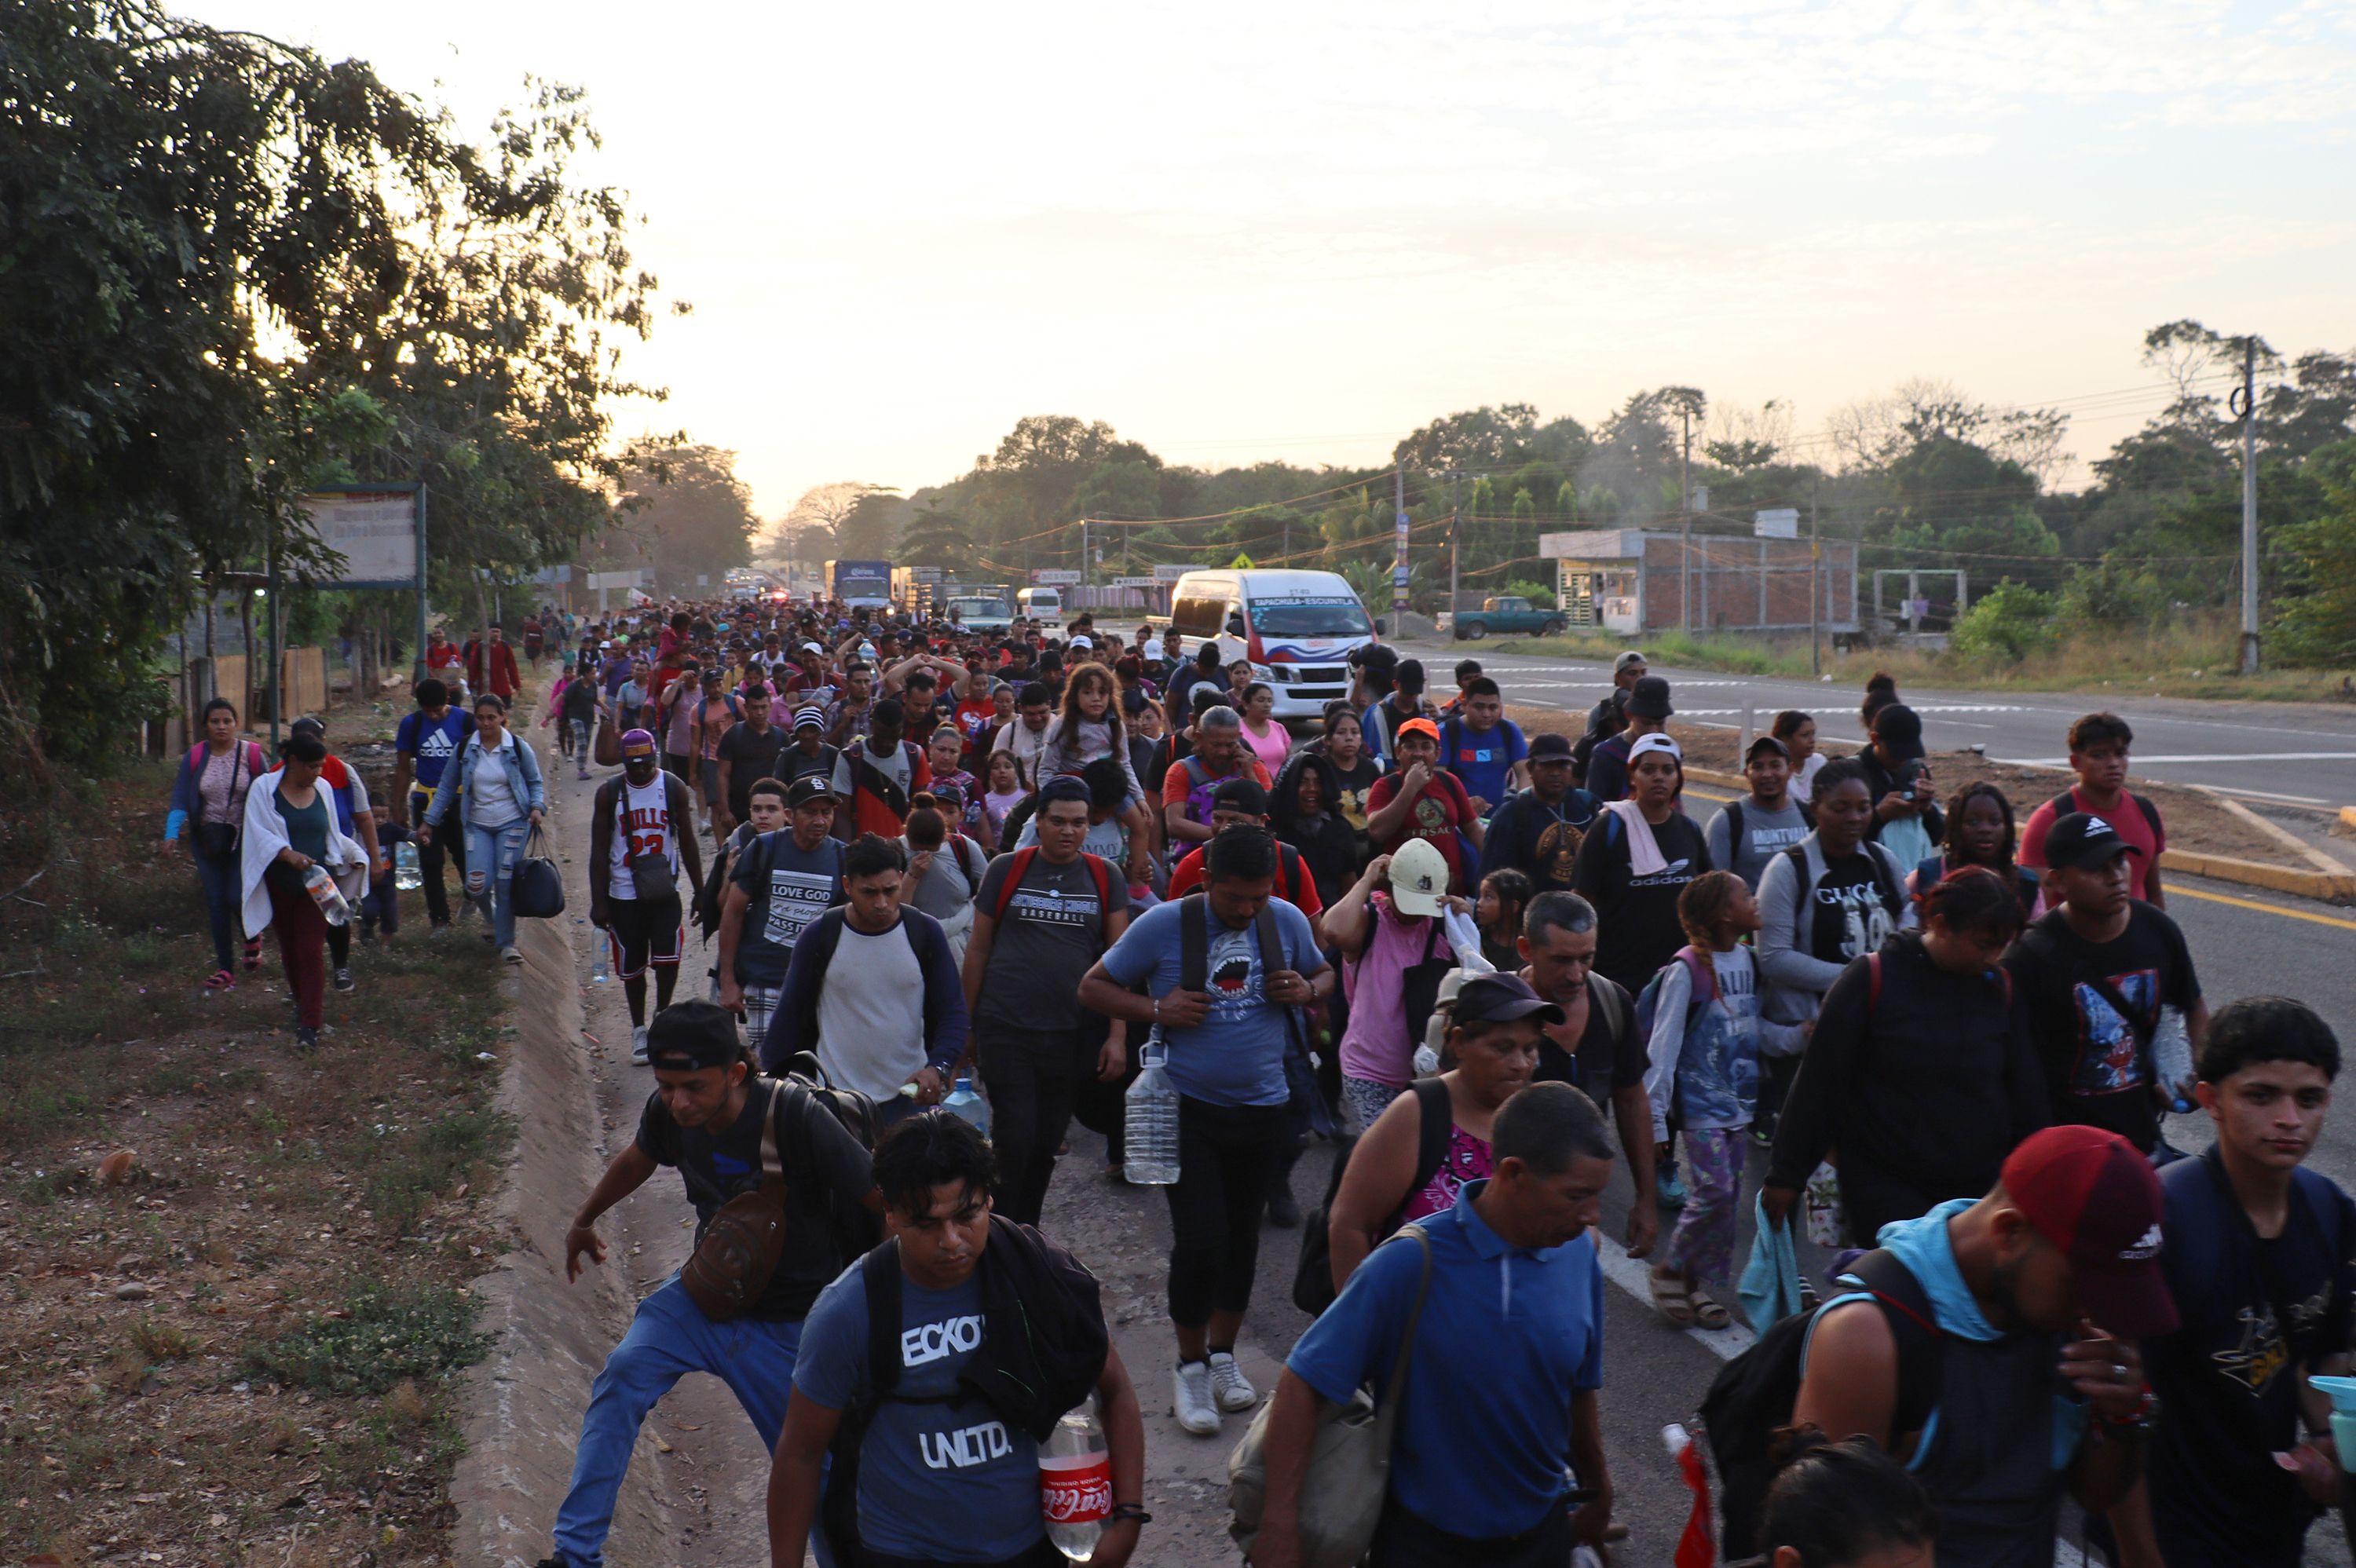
left=1286, top=1178, right=1604, bottom=1539
left=794, top=1263, right=1043, bottom=1562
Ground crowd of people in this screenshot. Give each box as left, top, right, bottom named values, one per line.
left=166, top=591, right=2352, bottom=1568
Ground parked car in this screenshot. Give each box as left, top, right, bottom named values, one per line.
left=1436, top=596, right=1566, bottom=641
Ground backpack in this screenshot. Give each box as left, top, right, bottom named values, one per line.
left=990, top=846, right=1112, bottom=923
left=1631, top=946, right=1720, bottom=1078
left=1779, top=840, right=1905, bottom=954
left=1175, top=890, right=1330, bottom=1139
left=1291, top=1077, right=1453, bottom=1316
left=766, top=1055, right=883, bottom=1266
left=1179, top=754, right=1224, bottom=827
left=1697, top=1248, right=1944, bottom=1559
left=2043, top=789, right=2163, bottom=855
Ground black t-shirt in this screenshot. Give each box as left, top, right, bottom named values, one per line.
left=634, top=1079, right=874, bottom=1319
left=1569, top=809, right=1714, bottom=992
left=561, top=678, right=599, bottom=723
left=2001, top=903, right=2201, bottom=1151
left=2146, top=1146, right=2356, bottom=1568
left=715, top=722, right=792, bottom=821
left=777, top=740, right=840, bottom=791
left=1807, top=848, right=1904, bottom=967
left=1529, top=972, right=1643, bottom=1106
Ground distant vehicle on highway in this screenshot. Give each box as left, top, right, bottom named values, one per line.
left=1017, top=585, right=1064, bottom=628
left=826, top=559, right=893, bottom=609
left=1438, top=595, right=1567, bottom=641
left=948, top=592, right=1014, bottom=634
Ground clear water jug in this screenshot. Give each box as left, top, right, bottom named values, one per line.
left=393, top=840, right=422, bottom=891
left=1040, top=1402, right=1111, bottom=1559
left=302, top=864, right=350, bottom=927
left=1123, top=1038, right=1180, bottom=1185
left=946, top=1076, right=991, bottom=1139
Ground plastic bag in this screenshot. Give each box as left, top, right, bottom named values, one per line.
left=1802, top=1160, right=1846, bottom=1250
left=1441, top=908, right=1494, bottom=974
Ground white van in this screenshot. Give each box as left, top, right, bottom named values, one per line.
left=1166, top=569, right=1377, bottom=721
left=1016, top=586, right=1063, bottom=627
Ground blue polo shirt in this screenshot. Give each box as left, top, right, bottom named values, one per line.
left=1286, top=1179, right=1604, bottom=1537
left=1440, top=715, right=1527, bottom=809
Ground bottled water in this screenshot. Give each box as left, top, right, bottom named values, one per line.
left=945, top=1076, right=990, bottom=1139
left=393, top=841, right=422, bottom=891
left=1039, top=1403, right=1111, bottom=1559
left=591, top=940, right=610, bottom=984
left=302, top=864, right=351, bottom=927
left=1123, top=1039, right=1181, bottom=1185
left=2153, top=1004, right=2196, bottom=1114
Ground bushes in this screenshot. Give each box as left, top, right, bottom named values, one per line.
left=2268, top=483, right=2356, bottom=667
left=1952, top=580, right=2059, bottom=663
left=243, top=1278, right=491, bottom=1396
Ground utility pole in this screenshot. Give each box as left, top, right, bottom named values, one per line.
left=2236, top=337, right=2260, bottom=675
left=1679, top=402, right=1694, bottom=635
left=266, top=514, right=280, bottom=751
left=1450, top=472, right=1462, bottom=616
left=1392, top=464, right=1409, bottom=628
left=1809, top=474, right=1822, bottom=679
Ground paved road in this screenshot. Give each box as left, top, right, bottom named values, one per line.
left=1394, top=638, right=2356, bottom=810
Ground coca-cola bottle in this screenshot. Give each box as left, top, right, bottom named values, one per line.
left=1039, top=1402, right=1111, bottom=1560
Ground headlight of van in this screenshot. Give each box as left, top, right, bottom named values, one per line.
left=1251, top=663, right=1277, bottom=682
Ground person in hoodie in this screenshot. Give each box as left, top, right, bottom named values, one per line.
left=1641, top=872, right=1805, bottom=1329
left=1762, top=866, right=2050, bottom=1245
left=1753, top=757, right=1914, bottom=1142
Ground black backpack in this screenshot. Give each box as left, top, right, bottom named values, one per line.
left=1291, top=1077, right=1454, bottom=1316
left=1697, top=1248, right=1944, bottom=1559
left=770, top=1051, right=883, bottom=1265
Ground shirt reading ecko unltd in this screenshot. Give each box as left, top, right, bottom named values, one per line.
left=794, top=1263, right=1044, bottom=1563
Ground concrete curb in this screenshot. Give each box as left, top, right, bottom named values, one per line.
left=448, top=741, right=673, bottom=1564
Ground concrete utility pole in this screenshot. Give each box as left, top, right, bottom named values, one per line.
left=1809, top=475, right=1822, bottom=679
left=1450, top=472, right=1462, bottom=615
left=1392, top=464, right=1410, bottom=626
left=2237, top=337, right=2260, bottom=675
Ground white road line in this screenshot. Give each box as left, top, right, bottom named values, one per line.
left=1994, top=754, right=2356, bottom=769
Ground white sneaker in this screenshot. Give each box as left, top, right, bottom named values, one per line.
left=630, top=1025, right=649, bottom=1065
left=1173, top=1361, right=1220, bottom=1435
left=1207, top=1351, right=1257, bottom=1412
left=500, top=945, right=522, bottom=966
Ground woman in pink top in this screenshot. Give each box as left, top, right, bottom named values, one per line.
left=1323, top=842, right=1464, bottom=1132
left=1237, top=682, right=1293, bottom=775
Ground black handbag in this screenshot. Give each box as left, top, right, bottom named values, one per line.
left=509, top=825, right=565, bottom=919
left=195, top=821, right=240, bottom=858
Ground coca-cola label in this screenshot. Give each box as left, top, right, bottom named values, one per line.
left=1040, top=1453, right=1112, bottom=1524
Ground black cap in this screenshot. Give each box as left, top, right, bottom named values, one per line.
left=1872, top=704, right=1925, bottom=761
left=1745, top=734, right=1791, bottom=763
left=1352, top=643, right=1398, bottom=671
left=1393, top=658, right=1426, bottom=694
left=786, top=775, right=836, bottom=808
left=1626, top=675, right=1674, bottom=719
left=644, top=1000, right=744, bottom=1072
left=2043, top=810, right=2142, bottom=871
left=1529, top=732, right=1575, bottom=760
left=1037, top=775, right=1093, bottom=808
left=1211, top=777, right=1269, bottom=816
left=1452, top=972, right=1566, bottom=1028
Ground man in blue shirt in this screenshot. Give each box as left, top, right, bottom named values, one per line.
left=1440, top=676, right=1530, bottom=818
left=391, top=679, right=473, bottom=929
left=1079, top=828, right=1333, bottom=1439
left=1256, top=1073, right=1617, bottom=1567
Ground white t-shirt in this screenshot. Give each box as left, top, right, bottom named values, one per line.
left=466, top=733, right=523, bottom=827
left=816, top=918, right=929, bottom=1098
left=607, top=773, right=680, bottom=901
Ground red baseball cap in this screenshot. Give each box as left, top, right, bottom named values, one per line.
left=2000, top=1125, right=2178, bottom=1338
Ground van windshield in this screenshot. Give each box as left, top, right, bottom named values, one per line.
left=1249, top=596, right=1370, bottom=639
left=1027, top=591, right=1059, bottom=609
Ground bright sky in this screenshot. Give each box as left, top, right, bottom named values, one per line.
left=182, top=0, right=2356, bottom=517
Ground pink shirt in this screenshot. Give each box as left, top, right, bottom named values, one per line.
left=1241, top=716, right=1293, bottom=776
left=1337, top=894, right=1447, bottom=1087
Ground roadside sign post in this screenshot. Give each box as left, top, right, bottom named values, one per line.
left=295, top=482, right=429, bottom=715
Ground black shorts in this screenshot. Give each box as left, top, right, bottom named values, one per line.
left=604, top=896, right=682, bottom=980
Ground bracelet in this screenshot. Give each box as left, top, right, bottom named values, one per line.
left=2098, top=1387, right=2158, bottom=1430
left=1109, top=1504, right=1152, bottom=1524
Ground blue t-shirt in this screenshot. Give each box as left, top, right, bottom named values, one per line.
left=793, top=1263, right=1043, bottom=1563
left=1287, top=1179, right=1604, bottom=1538
left=1098, top=896, right=1319, bottom=1108
left=396, top=709, right=472, bottom=792
left=1441, top=716, right=1527, bottom=810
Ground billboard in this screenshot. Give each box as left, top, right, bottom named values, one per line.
left=1032, top=569, right=1082, bottom=585
left=299, top=488, right=423, bottom=589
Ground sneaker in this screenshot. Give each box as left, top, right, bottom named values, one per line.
left=1206, top=1351, right=1257, bottom=1413
left=333, top=967, right=355, bottom=992
left=1264, top=1179, right=1301, bottom=1229
left=1172, top=1361, right=1220, bottom=1435
left=293, top=1025, right=319, bottom=1052
left=630, top=1025, right=650, bottom=1065
left=1657, top=1171, right=1688, bottom=1208
left=501, top=945, right=523, bottom=966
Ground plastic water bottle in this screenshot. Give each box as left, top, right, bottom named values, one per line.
left=1123, top=1039, right=1181, bottom=1185
left=302, top=864, right=351, bottom=927
left=591, top=941, right=610, bottom=984
left=393, top=841, right=422, bottom=892
left=2153, top=1005, right=2196, bottom=1114
left=945, top=1076, right=990, bottom=1139
left=1040, top=1403, right=1111, bottom=1560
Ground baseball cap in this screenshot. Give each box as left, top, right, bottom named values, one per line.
left=792, top=704, right=825, bottom=732
left=801, top=641, right=823, bottom=653
left=643, top=1000, right=744, bottom=1073
left=2042, top=811, right=2141, bottom=870
left=620, top=727, right=657, bottom=758
left=786, top=775, right=836, bottom=807
left=1393, top=657, right=1426, bottom=694
left=1745, top=734, right=1791, bottom=763
left=1452, top=971, right=1567, bottom=1029
left=1626, top=675, right=1674, bottom=719
left=1068, top=635, right=1093, bottom=649
left=1628, top=733, right=1683, bottom=767
left=1037, top=775, right=1093, bottom=808
left=2000, top=1124, right=2178, bottom=1337
left=1872, top=704, right=1926, bottom=761
left=1396, top=716, right=1441, bottom=746
left=1613, top=650, right=1648, bottom=674
left=1529, top=732, right=1574, bottom=761
left=1387, top=837, right=1450, bottom=917
left=1210, top=777, right=1269, bottom=817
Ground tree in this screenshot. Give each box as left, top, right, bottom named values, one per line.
left=611, top=445, right=758, bottom=593
left=765, top=481, right=893, bottom=561
left=897, top=508, right=977, bottom=572
left=1392, top=404, right=1538, bottom=470
left=966, top=415, right=1159, bottom=565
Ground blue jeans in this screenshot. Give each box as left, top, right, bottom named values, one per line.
left=550, top=1277, right=817, bottom=1568
left=192, top=846, right=240, bottom=974
left=463, top=817, right=532, bottom=948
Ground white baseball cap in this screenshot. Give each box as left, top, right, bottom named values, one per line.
left=1387, top=838, right=1450, bottom=919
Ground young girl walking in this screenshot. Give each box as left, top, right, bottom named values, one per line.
left=1641, top=870, right=1805, bottom=1328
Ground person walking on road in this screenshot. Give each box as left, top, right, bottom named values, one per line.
left=465, top=623, right=521, bottom=701
left=539, top=1001, right=877, bottom=1568
left=287, top=716, right=382, bottom=993
left=419, top=693, right=545, bottom=967
left=238, top=731, right=369, bottom=1050
left=164, top=696, right=267, bottom=989
left=1258, top=1081, right=1619, bottom=1568
left=2020, top=711, right=2169, bottom=910
left=1078, top=828, right=1332, bottom=1439
left=393, top=679, right=474, bottom=929
left=1706, top=734, right=1812, bottom=892
left=588, top=729, right=704, bottom=1064
left=1476, top=730, right=1597, bottom=894
left=715, top=777, right=844, bottom=1044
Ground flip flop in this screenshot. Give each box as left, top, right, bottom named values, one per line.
left=1689, top=1289, right=1734, bottom=1330
left=203, top=970, right=235, bottom=992
left=1648, top=1271, right=1698, bottom=1326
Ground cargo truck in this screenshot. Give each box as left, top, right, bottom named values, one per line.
left=825, top=559, right=892, bottom=609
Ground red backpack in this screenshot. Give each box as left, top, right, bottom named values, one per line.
left=991, top=846, right=1113, bottom=923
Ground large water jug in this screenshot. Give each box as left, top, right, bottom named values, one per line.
left=393, top=840, right=422, bottom=891
left=302, top=864, right=351, bottom=927
left=1123, top=1038, right=1180, bottom=1185
left=945, top=1076, right=991, bottom=1139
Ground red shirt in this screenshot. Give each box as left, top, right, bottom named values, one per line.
left=466, top=640, right=521, bottom=699
left=2020, top=787, right=2166, bottom=904
left=1366, top=768, right=1477, bottom=892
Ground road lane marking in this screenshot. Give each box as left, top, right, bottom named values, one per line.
left=2170, top=884, right=2356, bottom=930
left=1994, top=752, right=2356, bottom=766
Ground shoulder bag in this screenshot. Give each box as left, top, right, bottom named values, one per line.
left=679, top=1082, right=792, bottom=1321
left=509, top=823, right=565, bottom=920
left=1229, top=1224, right=1432, bottom=1568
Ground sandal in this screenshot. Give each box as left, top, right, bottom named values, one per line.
left=203, top=970, right=235, bottom=992
left=1648, top=1270, right=1698, bottom=1326
left=1688, top=1288, right=1734, bottom=1331
left=242, top=941, right=263, bottom=974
